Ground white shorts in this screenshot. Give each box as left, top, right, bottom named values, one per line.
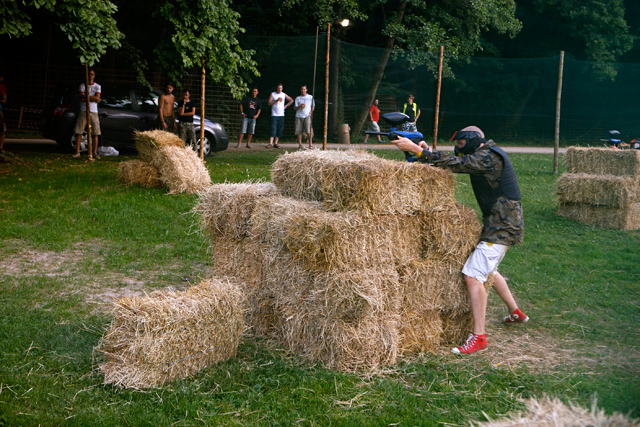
left=462, top=241, right=509, bottom=283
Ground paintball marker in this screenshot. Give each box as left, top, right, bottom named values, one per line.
left=364, top=112, right=425, bottom=160
left=600, top=130, right=640, bottom=150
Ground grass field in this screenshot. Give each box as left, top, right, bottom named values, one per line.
left=0, top=148, right=638, bottom=426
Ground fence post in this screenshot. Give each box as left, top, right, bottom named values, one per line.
left=554, top=51, right=564, bottom=174
left=433, top=46, right=444, bottom=149
left=18, top=106, right=24, bottom=129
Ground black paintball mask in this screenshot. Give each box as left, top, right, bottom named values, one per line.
left=452, top=126, right=486, bottom=156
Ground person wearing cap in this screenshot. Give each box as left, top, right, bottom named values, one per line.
left=392, top=126, right=528, bottom=355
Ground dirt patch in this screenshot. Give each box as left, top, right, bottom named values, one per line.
left=0, top=240, right=212, bottom=315
left=436, top=303, right=640, bottom=376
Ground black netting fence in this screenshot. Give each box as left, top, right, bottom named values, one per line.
left=4, top=34, right=640, bottom=145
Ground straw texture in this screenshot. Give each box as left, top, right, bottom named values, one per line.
left=117, top=160, right=162, bottom=188
left=97, top=278, right=245, bottom=389
left=475, top=396, right=640, bottom=427
left=271, top=149, right=456, bottom=214
left=558, top=147, right=640, bottom=229
left=565, top=146, right=640, bottom=177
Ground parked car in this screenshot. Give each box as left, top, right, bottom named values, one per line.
left=41, top=82, right=229, bottom=157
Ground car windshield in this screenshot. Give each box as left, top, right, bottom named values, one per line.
left=100, top=86, right=133, bottom=110
left=134, top=89, right=159, bottom=113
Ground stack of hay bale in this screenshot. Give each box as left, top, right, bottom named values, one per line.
left=97, top=277, right=245, bottom=389
left=118, top=130, right=211, bottom=194
left=194, top=150, right=482, bottom=371
left=557, top=147, right=640, bottom=230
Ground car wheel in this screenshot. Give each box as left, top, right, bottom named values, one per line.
left=62, top=128, right=88, bottom=153
left=191, top=131, right=213, bottom=158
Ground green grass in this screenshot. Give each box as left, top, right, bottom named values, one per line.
left=0, top=149, right=638, bottom=426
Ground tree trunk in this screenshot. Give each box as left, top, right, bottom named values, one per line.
left=352, top=0, right=408, bottom=138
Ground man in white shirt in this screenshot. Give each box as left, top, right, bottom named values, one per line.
left=267, top=83, right=293, bottom=148
left=293, top=85, right=315, bottom=149
left=73, top=69, right=102, bottom=159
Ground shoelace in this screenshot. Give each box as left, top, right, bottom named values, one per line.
left=459, top=334, right=478, bottom=351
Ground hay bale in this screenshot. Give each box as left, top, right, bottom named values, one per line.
left=194, top=182, right=279, bottom=240
left=558, top=203, right=640, bottom=230
left=557, top=173, right=640, bottom=208
left=420, top=203, right=482, bottom=263
left=135, top=130, right=185, bottom=163
left=249, top=195, right=423, bottom=270
left=97, top=278, right=245, bottom=389
left=150, top=145, right=212, bottom=194
left=271, top=149, right=456, bottom=214
left=440, top=310, right=474, bottom=345
left=475, top=396, right=640, bottom=427
left=565, top=146, right=640, bottom=177
left=118, top=160, right=162, bottom=188
left=264, top=252, right=401, bottom=371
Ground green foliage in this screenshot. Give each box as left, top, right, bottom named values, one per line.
left=389, top=0, right=522, bottom=73
left=281, top=0, right=367, bottom=27
left=1, top=0, right=123, bottom=66
left=533, top=0, right=633, bottom=80
left=154, top=0, right=259, bottom=99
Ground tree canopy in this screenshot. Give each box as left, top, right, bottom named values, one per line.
left=2, top=0, right=123, bottom=66
left=154, top=0, right=258, bottom=99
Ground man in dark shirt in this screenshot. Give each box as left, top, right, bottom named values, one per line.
left=237, top=87, right=262, bottom=149
left=393, top=126, right=529, bottom=355
left=177, top=89, right=196, bottom=147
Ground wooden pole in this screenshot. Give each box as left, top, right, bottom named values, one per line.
left=554, top=51, right=564, bottom=174
left=200, top=61, right=206, bottom=159
left=433, top=45, right=444, bottom=149
left=311, top=26, right=319, bottom=146
left=323, top=23, right=330, bottom=151
left=84, top=64, right=93, bottom=160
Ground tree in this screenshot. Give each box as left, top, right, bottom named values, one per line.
left=155, top=0, right=259, bottom=158
left=352, top=0, right=522, bottom=137
left=2, top=0, right=123, bottom=67
left=531, top=0, right=633, bottom=79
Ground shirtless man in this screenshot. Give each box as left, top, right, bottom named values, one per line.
left=158, top=83, right=177, bottom=132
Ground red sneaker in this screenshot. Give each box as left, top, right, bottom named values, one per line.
left=503, top=308, right=529, bottom=324
left=451, top=333, right=487, bottom=355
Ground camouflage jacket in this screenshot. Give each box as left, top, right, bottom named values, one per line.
left=416, top=140, right=524, bottom=245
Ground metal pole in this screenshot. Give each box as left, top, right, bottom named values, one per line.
left=554, top=51, right=564, bottom=174
left=433, top=45, right=444, bottom=149
left=323, top=23, right=330, bottom=150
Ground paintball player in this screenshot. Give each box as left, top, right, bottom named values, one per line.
left=392, top=126, right=529, bottom=355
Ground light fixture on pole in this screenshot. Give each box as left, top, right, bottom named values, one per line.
left=323, top=18, right=350, bottom=150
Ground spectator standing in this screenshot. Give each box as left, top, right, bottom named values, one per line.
left=158, top=83, right=177, bottom=132
left=267, top=83, right=293, bottom=148
left=402, top=94, right=420, bottom=133
left=294, top=85, right=315, bottom=149
left=392, top=126, right=528, bottom=355
left=237, top=87, right=262, bottom=149
left=363, top=98, right=381, bottom=144
left=177, top=88, right=196, bottom=147
left=0, top=74, right=6, bottom=152
left=73, top=69, right=101, bottom=159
